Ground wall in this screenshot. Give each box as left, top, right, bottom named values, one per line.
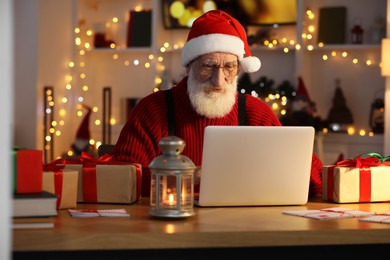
left=37, top=0, right=75, bottom=159
left=1, top=0, right=13, bottom=258
left=13, top=0, right=39, bottom=149
left=14, top=0, right=389, bottom=159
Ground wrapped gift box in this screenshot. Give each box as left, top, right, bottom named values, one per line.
left=43, top=160, right=78, bottom=209
left=65, top=154, right=142, bottom=204
left=322, top=164, right=390, bottom=203
left=12, top=148, right=43, bottom=194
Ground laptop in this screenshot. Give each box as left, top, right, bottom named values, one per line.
left=194, top=126, right=315, bottom=207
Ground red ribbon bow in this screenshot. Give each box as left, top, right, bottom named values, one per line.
left=336, top=156, right=381, bottom=168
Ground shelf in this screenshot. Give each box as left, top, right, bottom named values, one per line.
left=309, top=44, right=382, bottom=51
left=88, top=47, right=153, bottom=53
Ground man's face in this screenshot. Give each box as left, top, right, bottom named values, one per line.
left=187, top=52, right=240, bottom=118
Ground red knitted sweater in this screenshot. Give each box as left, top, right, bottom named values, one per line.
left=112, top=77, right=323, bottom=197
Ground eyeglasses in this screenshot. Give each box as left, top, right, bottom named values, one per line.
left=196, top=61, right=240, bottom=78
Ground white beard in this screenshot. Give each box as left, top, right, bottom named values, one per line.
left=187, top=70, right=237, bottom=118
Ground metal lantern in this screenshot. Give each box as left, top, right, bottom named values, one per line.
left=149, top=136, right=196, bottom=218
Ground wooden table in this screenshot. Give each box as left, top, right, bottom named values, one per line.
left=12, top=197, right=390, bottom=259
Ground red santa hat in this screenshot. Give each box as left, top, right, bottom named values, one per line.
left=181, top=10, right=261, bottom=73
left=296, top=76, right=311, bottom=101
left=76, top=105, right=92, bottom=140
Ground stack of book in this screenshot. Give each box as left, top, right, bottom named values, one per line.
left=13, top=191, right=58, bottom=218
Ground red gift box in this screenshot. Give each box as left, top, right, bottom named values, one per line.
left=43, top=159, right=78, bottom=209
left=322, top=153, right=390, bottom=203
left=65, top=152, right=142, bottom=204
left=13, top=148, right=43, bottom=194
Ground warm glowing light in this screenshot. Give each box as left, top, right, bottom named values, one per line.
left=308, top=25, right=315, bottom=33
left=295, top=44, right=301, bottom=50
left=112, top=17, right=118, bottom=23
left=45, top=135, right=51, bottom=141
left=68, top=61, right=75, bottom=68
left=93, top=107, right=98, bottom=112
left=318, top=42, right=324, bottom=47
left=155, top=77, right=162, bottom=85
left=113, top=54, right=119, bottom=60
left=86, top=29, right=92, bottom=36
left=95, top=119, right=101, bottom=125
left=347, top=127, right=355, bottom=135
left=169, top=1, right=185, bottom=19
left=65, top=75, right=73, bottom=82
left=110, top=118, right=116, bottom=125
left=75, top=37, right=81, bottom=45
left=307, top=45, right=313, bottom=51
left=352, top=58, right=358, bottom=64
left=79, top=50, right=85, bottom=55
left=74, top=27, right=80, bottom=34
left=153, top=87, right=159, bottom=92
left=49, top=128, right=55, bottom=134
left=145, top=62, right=151, bottom=68
left=134, top=59, right=140, bottom=65
left=148, top=54, right=154, bottom=60
left=331, top=51, right=336, bottom=57
left=160, top=47, right=167, bottom=52
left=66, top=84, right=72, bottom=90
left=82, top=85, right=88, bottom=91
left=80, top=73, right=86, bottom=79
left=59, top=109, right=66, bottom=116
left=51, top=121, right=57, bottom=127
left=366, top=60, right=372, bottom=66
left=80, top=61, right=85, bottom=67
left=359, top=129, right=366, bottom=136
left=124, top=60, right=130, bottom=66
left=158, top=56, right=164, bottom=62
left=55, top=130, right=61, bottom=136
left=67, top=150, right=74, bottom=156
left=283, top=47, right=289, bottom=53
left=342, top=51, right=348, bottom=57
left=322, top=55, right=328, bottom=60
left=89, top=139, right=95, bottom=145
left=84, top=42, right=91, bottom=49
left=77, top=110, right=83, bottom=117
left=61, top=97, right=68, bottom=103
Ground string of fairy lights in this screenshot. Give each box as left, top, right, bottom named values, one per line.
left=44, top=5, right=381, bottom=158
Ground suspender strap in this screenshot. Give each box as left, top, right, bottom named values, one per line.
left=238, top=92, right=246, bottom=126
left=165, top=89, right=176, bottom=136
